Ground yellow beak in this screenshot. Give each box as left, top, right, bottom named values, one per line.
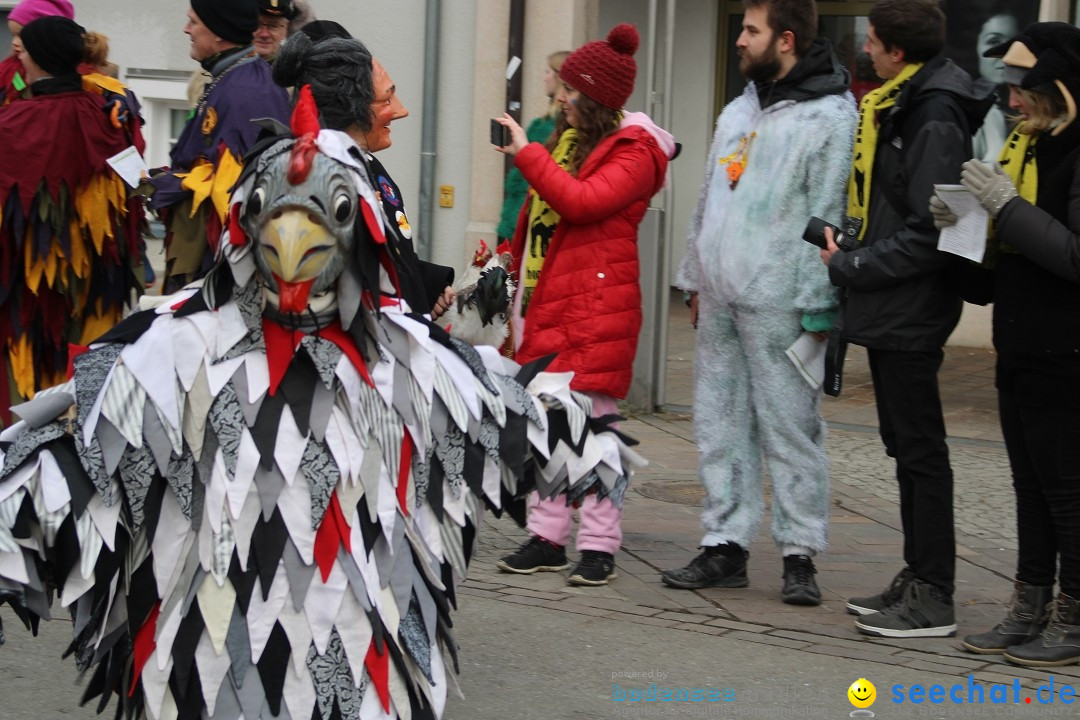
left=258, top=209, right=336, bottom=283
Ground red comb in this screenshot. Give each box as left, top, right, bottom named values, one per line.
left=291, top=85, right=321, bottom=138
left=288, top=85, right=321, bottom=184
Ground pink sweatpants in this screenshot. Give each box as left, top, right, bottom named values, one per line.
left=525, top=392, right=623, bottom=555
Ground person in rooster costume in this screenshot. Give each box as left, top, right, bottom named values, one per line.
left=0, top=41, right=645, bottom=720
left=0, top=16, right=146, bottom=426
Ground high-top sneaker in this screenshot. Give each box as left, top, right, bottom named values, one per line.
left=854, top=578, right=956, bottom=638
left=1004, top=593, right=1080, bottom=667
left=961, top=581, right=1053, bottom=654
left=847, top=567, right=915, bottom=616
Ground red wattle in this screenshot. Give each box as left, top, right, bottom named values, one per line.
left=275, top=275, right=316, bottom=314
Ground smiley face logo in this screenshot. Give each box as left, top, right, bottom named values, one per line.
left=848, top=678, right=876, bottom=709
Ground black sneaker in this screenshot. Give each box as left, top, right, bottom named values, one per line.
left=781, top=555, right=821, bottom=606
left=847, top=567, right=916, bottom=616
left=568, top=550, right=617, bottom=586
left=855, top=579, right=957, bottom=638
left=496, top=536, right=569, bottom=574
left=660, top=545, right=748, bottom=590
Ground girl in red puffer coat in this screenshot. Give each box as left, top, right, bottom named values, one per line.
left=492, top=23, right=675, bottom=586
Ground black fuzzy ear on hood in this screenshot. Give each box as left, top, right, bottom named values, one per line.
left=984, top=22, right=1080, bottom=134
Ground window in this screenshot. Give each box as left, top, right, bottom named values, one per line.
left=168, top=107, right=189, bottom=152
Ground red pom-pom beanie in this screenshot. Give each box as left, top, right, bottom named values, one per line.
left=559, top=23, right=639, bottom=109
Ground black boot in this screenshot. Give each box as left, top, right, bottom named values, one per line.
left=961, top=581, right=1052, bottom=654
left=1004, top=593, right=1080, bottom=667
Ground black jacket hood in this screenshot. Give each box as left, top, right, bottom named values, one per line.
left=760, top=37, right=851, bottom=108
left=896, top=57, right=994, bottom=132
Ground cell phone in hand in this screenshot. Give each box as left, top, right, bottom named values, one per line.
left=490, top=118, right=509, bottom=147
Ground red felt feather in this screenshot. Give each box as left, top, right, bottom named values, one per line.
left=287, top=85, right=321, bottom=185
left=290, top=85, right=321, bottom=139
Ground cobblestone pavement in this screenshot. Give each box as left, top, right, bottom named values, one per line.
left=828, top=428, right=1016, bottom=551
left=462, top=415, right=1045, bottom=689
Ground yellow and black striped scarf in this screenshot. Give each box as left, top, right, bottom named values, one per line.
left=846, top=62, right=923, bottom=243
left=986, top=124, right=1038, bottom=262
left=997, top=124, right=1038, bottom=205
left=521, top=127, right=578, bottom=313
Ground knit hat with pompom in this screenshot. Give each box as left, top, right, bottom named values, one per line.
left=559, top=23, right=638, bottom=109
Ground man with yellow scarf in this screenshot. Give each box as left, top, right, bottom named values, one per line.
left=820, top=0, right=991, bottom=638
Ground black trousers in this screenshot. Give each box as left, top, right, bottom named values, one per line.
left=868, top=348, right=955, bottom=594
left=1000, top=390, right=1080, bottom=595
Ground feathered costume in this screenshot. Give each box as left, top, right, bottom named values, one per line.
left=0, top=87, right=642, bottom=719
left=0, top=79, right=146, bottom=425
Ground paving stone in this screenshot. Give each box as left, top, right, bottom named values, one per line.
left=902, top=658, right=992, bottom=677
left=704, top=618, right=769, bottom=633
left=895, top=650, right=991, bottom=670
left=671, top=622, right=731, bottom=636
left=541, top=601, right=609, bottom=618
left=498, top=587, right=568, bottom=602
left=769, top=629, right=901, bottom=654
left=457, top=586, right=503, bottom=600
left=723, top=631, right=811, bottom=650
left=803, top=643, right=909, bottom=664
left=558, top=595, right=663, bottom=617
left=655, top=611, right=717, bottom=625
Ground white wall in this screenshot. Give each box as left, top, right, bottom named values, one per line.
left=665, top=0, right=717, bottom=288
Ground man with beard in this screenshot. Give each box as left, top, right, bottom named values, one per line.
left=820, top=0, right=989, bottom=638
left=662, top=0, right=855, bottom=606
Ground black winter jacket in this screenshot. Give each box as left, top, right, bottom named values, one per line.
left=829, top=58, right=990, bottom=351
left=992, top=118, right=1080, bottom=406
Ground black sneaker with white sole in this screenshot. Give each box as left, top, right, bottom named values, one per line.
left=847, top=567, right=916, bottom=615
left=568, top=550, right=617, bottom=586
left=855, top=578, right=956, bottom=638
left=496, top=536, right=569, bottom=574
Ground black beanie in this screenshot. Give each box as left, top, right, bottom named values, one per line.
left=191, top=0, right=258, bottom=45
left=21, top=16, right=84, bottom=76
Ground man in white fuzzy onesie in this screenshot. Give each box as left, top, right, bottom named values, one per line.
left=662, top=0, right=855, bottom=605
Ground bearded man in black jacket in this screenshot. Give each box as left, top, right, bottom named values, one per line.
left=820, top=0, right=991, bottom=639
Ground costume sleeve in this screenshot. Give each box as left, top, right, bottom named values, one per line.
left=828, top=107, right=967, bottom=290
left=994, top=158, right=1080, bottom=283
left=420, top=260, right=455, bottom=309
left=674, top=115, right=723, bottom=293
left=793, top=98, right=854, bottom=313
left=513, top=133, right=663, bottom=225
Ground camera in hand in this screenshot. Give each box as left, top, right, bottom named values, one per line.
left=802, top=216, right=860, bottom=251
left=490, top=118, right=510, bottom=147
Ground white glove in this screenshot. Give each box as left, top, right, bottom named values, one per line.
left=928, top=193, right=957, bottom=230
left=961, top=159, right=1017, bottom=219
